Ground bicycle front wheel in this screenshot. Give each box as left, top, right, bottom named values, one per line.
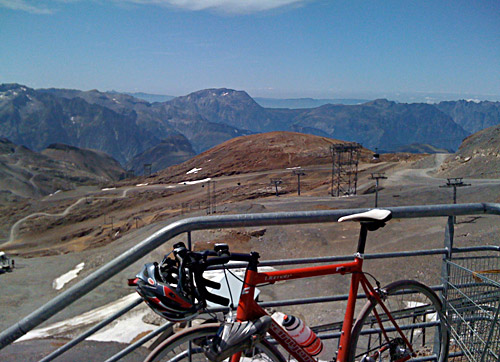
left=144, top=323, right=286, bottom=362
left=348, top=280, right=449, bottom=362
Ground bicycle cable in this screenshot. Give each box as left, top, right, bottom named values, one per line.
left=225, top=267, right=274, bottom=288
left=223, top=266, right=235, bottom=310
left=363, top=271, right=381, bottom=290
left=160, top=250, right=173, bottom=265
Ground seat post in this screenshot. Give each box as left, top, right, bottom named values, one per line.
left=357, top=223, right=368, bottom=255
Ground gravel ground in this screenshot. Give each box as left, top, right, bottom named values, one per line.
left=1, top=154, right=500, bottom=361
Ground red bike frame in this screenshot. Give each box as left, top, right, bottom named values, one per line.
left=231, top=255, right=414, bottom=362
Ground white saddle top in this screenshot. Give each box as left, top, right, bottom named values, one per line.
left=338, top=209, right=392, bottom=223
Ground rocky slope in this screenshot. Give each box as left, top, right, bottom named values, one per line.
left=437, top=124, right=500, bottom=178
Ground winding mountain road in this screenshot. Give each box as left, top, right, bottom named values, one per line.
left=3, top=197, right=88, bottom=246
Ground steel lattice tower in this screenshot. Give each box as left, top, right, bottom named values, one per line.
left=330, top=143, right=361, bottom=197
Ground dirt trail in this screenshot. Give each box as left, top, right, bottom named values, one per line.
left=386, top=153, right=449, bottom=185
left=3, top=197, right=87, bottom=246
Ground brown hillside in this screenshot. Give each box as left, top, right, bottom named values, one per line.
left=153, top=132, right=373, bottom=183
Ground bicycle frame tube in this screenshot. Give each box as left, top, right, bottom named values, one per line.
left=234, top=269, right=319, bottom=362
left=232, top=257, right=365, bottom=362
left=230, top=254, right=418, bottom=362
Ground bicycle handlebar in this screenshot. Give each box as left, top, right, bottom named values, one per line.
left=171, top=243, right=259, bottom=307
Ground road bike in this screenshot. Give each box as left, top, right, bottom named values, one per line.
left=134, top=209, right=449, bottom=362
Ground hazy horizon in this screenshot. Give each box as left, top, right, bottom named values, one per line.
left=2, top=1, right=499, bottom=102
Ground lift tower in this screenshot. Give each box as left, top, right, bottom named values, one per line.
left=330, top=143, right=361, bottom=197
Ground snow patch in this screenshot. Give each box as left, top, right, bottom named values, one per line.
left=466, top=99, right=481, bottom=103
left=101, top=187, right=116, bottom=191
left=186, top=167, right=202, bottom=174
left=49, top=190, right=61, bottom=197
left=16, top=294, right=155, bottom=344
left=87, top=306, right=154, bottom=343
left=221, top=92, right=229, bottom=96
left=286, top=167, right=302, bottom=170
left=135, top=183, right=149, bottom=187
left=180, top=178, right=211, bottom=185
left=52, top=263, right=85, bottom=290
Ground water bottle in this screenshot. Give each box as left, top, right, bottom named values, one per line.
left=282, top=314, right=323, bottom=357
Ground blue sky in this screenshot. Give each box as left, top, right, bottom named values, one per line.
left=1, top=0, right=499, bottom=101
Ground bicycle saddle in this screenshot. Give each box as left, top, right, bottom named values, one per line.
left=338, top=209, right=392, bottom=223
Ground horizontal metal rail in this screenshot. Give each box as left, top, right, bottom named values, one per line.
left=1, top=203, right=499, bottom=355
left=28, top=247, right=455, bottom=362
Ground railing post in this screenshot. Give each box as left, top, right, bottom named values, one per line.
left=443, top=215, right=454, bottom=259
left=441, top=216, right=454, bottom=295
left=437, top=216, right=454, bottom=356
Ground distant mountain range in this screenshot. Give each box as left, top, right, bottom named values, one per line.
left=254, top=97, right=369, bottom=108
left=435, top=100, right=500, bottom=134
left=1, top=83, right=499, bottom=174
left=126, top=91, right=368, bottom=108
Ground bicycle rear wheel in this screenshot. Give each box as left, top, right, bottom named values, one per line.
left=144, top=323, right=286, bottom=362
left=348, top=280, right=449, bottom=362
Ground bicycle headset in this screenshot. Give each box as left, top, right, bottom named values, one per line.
left=130, top=242, right=259, bottom=321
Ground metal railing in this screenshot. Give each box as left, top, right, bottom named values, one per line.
left=1, top=202, right=500, bottom=361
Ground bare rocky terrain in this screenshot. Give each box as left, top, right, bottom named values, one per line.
left=1, top=131, right=499, bottom=361
left=436, top=123, right=500, bottom=179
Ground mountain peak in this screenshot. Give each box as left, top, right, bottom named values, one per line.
left=364, top=98, right=395, bottom=107
left=167, top=87, right=281, bottom=132
left=0, top=83, right=33, bottom=94
left=183, top=88, right=254, bottom=102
